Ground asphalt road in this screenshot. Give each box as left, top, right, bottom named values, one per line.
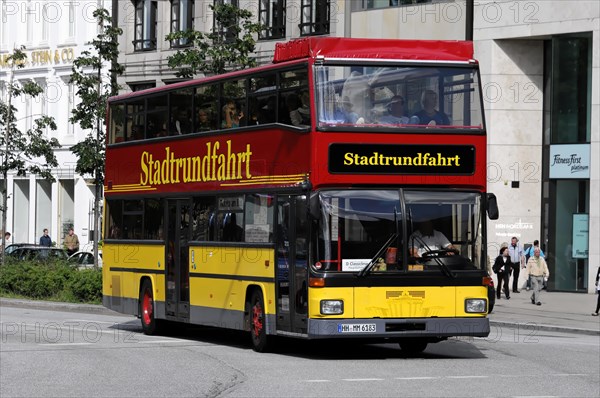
left=1, top=306, right=598, bottom=397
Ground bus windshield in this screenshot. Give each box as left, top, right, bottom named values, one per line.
left=313, top=190, right=483, bottom=273
left=315, top=64, right=483, bottom=130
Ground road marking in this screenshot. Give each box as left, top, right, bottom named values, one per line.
left=309, top=373, right=594, bottom=385
left=446, top=375, right=489, bottom=379
left=137, top=340, right=190, bottom=344
left=67, top=320, right=119, bottom=324
left=39, top=342, right=92, bottom=346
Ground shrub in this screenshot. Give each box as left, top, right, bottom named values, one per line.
left=0, top=259, right=102, bottom=303
left=67, top=268, right=102, bottom=303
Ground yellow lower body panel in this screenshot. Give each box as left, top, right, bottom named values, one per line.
left=309, top=286, right=488, bottom=319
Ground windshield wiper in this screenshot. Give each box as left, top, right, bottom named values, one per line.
left=411, top=234, right=456, bottom=278
left=357, top=233, right=398, bottom=277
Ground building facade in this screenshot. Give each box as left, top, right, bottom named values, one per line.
left=0, top=0, right=111, bottom=249
left=114, top=0, right=344, bottom=90
left=471, top=0, right=598, bottom=293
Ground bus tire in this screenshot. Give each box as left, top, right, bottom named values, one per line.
left=399, top=339, right=428, bottom=355
left=140, top=279, right=162, bottom=335
left=248, top=289, right=269, bottom=352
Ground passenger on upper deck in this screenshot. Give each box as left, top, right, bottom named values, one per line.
left=171, top=109, right=192, bottom=135
left=297, top=91, right=311, bottom=124
left=379, top=95, right=409, bottom=125
left=196, top=108, right=213, bottom=132
left=287, top=93, right=303, bottom=126
left=222, top=100, right=244, bottom=129
left=336, top=96, right=363, bottom=124
left=413, top=90, right=450, bottom=126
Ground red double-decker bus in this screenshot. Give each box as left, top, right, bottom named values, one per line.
left=103, top=37, right=498, bottom=353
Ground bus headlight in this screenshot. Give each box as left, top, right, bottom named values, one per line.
left=465, top=299, right=487, bottom=313
left=320, top=300, right=344, bottom=315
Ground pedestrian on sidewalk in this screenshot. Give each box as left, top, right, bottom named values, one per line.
left=592, top=266, right=600, bottom=316
left=508, top=237, right=525, bottom=293
left=526, top=247, right=549, bottom=306
left=493, top=247, right=512, bottom=300
left=525, top=240, right=545, bottom=291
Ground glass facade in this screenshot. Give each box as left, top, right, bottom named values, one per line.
left=542, top=34, right=592, bottom=292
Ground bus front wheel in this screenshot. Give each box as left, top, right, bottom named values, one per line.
left=399, top=339, right=428, bottom=355
left=140, top=279, right=162, bottom=335
left=248, top=290, right=269, bottom=352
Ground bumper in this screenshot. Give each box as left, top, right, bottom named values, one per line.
left=307, top=317, right=490, bottom=339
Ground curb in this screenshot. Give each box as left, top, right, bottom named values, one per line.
left=0, top=297, right=126, bottom=317
left=490, top=320, right=600, bottom=336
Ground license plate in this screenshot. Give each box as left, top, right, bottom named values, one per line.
left=337, top=323, right=376, bottom=333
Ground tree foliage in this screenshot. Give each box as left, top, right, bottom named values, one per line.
left=69, top=8, right=124, bottom=183
left=166, top=3, right=262, bottom=78
left=0, top=47, right=60, bottom=183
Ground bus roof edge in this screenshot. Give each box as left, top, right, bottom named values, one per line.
left=273, top=37, right=474, bottom=64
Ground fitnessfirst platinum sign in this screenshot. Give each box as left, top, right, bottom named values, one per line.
left=549, top=144, right=590, bottom=179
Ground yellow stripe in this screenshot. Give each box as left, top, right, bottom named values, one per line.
left=220, top=180, right=302, bottom=187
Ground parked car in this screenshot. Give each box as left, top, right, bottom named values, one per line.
left=7, top=246, right=68, bottom=262
left=68, top=251, right=102, bottom=268
left=3, top=243, right=33, bottom=255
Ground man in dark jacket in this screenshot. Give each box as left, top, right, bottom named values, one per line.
left=39, top=229, right=52, bottom=247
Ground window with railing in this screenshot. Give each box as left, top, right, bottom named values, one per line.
left=299, top=0, right=329, bottom=36
left=258, top=0, right=286, bottom=40
left=133, top=0, right=157, bottom=51
left=170, top=0, right=195, bottom=47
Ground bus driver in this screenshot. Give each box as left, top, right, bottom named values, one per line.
left=409, top=220, right=455, bottom=257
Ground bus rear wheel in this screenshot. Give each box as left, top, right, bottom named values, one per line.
left=140, top=279, right=162, bottom=335
left=399, top=339, right=428, bottom=355
left=249, top=290, right=269, bottom=352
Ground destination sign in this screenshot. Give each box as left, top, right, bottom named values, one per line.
left=329, top=143, right=475, bottom=175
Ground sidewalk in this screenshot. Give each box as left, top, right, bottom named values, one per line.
left=2, top=292, right=599, bottom=336
left=489, top=291, right=600, bottom=336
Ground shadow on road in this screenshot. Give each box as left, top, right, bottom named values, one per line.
left=108, top=320, right=487, bottom=360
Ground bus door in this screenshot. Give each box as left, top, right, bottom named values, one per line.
left=276, top=195, right=308, bottom=334
left=165, top=199, right=190, bottom=321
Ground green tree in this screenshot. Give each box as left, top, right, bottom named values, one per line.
left=1, top=46, right=61, bottom=262
left=165, top=3, right=262, bottom=78
left=69, top=8, right=123, bottom=267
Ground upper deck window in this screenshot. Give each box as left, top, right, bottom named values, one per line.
left=315, top=64, right=484, bottom=131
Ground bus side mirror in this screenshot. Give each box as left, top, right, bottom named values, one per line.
left=487, top=193, right=499, bottom=220
left=309, top=193, right=321, bottom=220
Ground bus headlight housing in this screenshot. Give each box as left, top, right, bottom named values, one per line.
left=320, top=300, right=344, bottom=315
left=465, top=299, right=487, bottom=313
